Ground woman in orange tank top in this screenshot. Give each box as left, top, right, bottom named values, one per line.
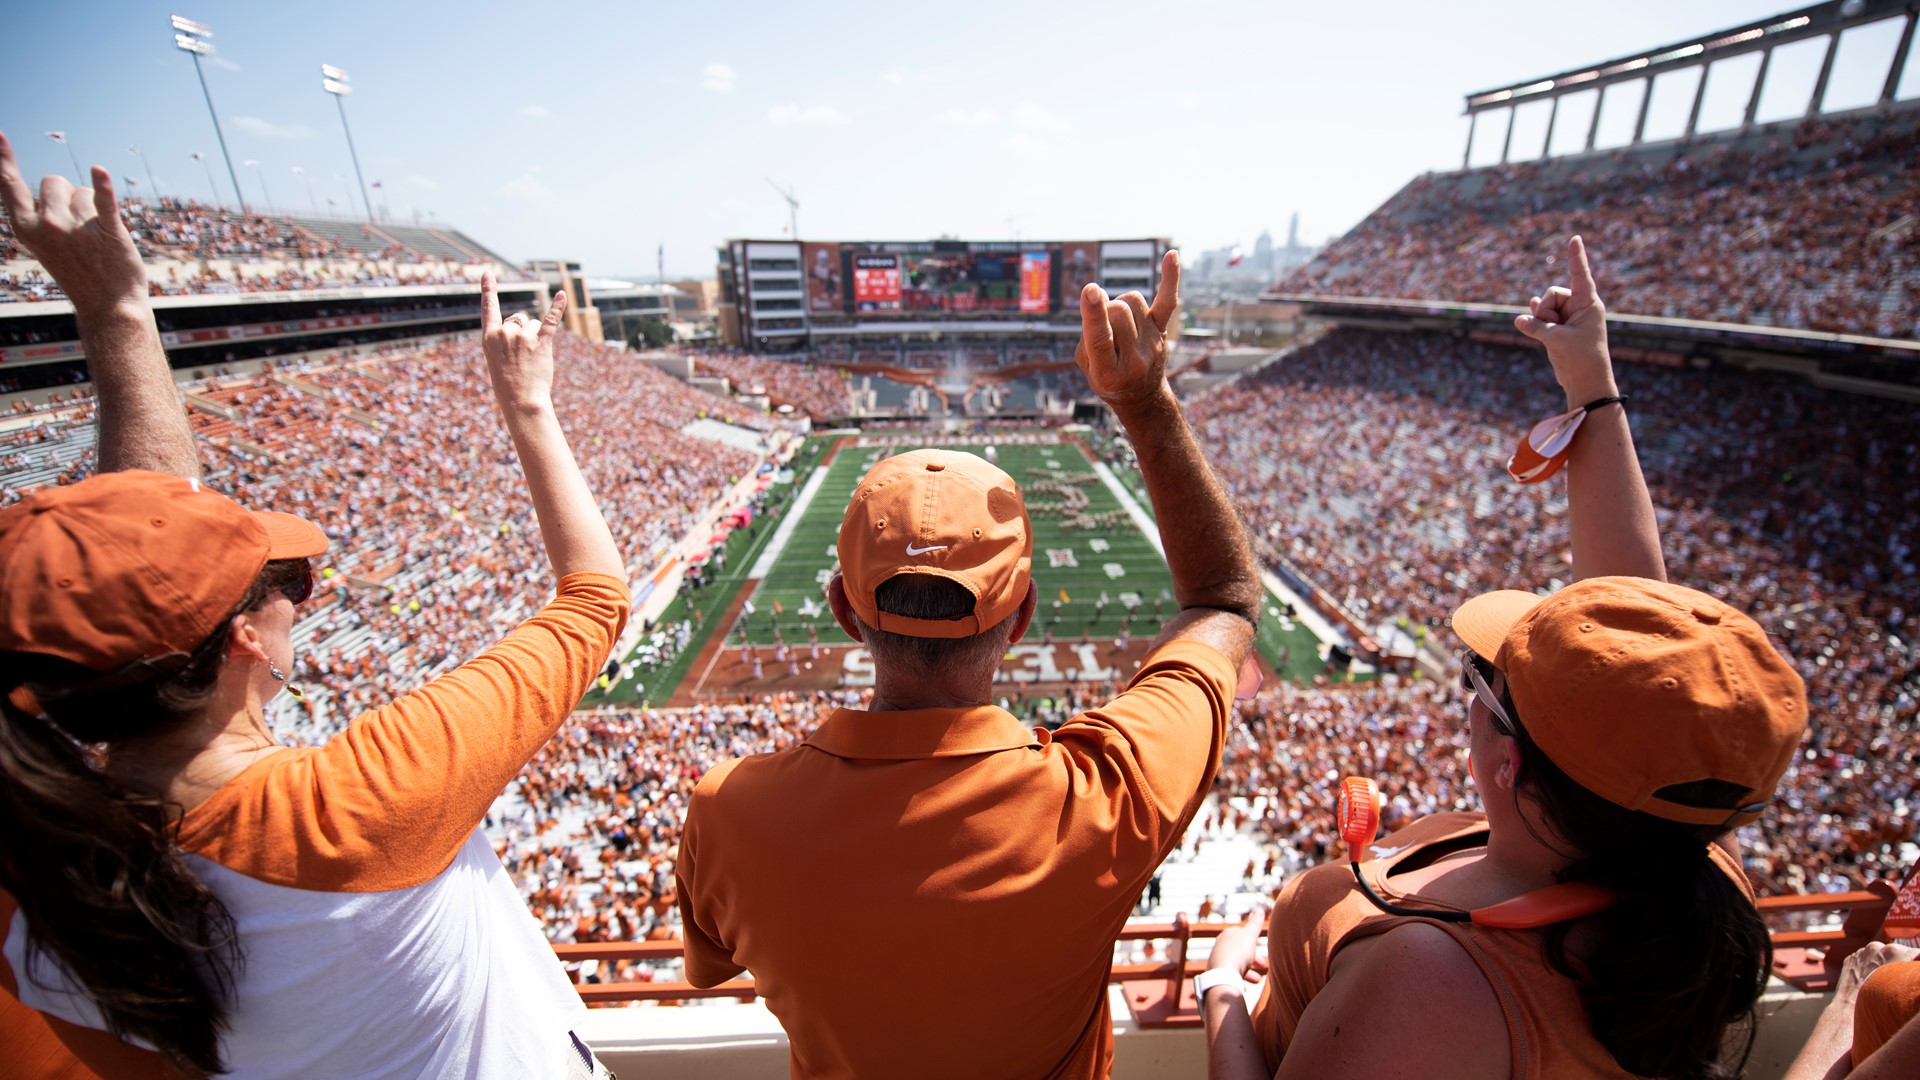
left=1198, top=239, right=1808, bottom=1080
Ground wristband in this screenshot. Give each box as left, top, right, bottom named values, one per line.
left=1193, top=966, right=1244, bottom=1000
left=1581, top=394, right=1628, bottom=412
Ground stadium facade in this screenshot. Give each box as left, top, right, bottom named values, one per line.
left=716, top=237, right=1169, bottom=353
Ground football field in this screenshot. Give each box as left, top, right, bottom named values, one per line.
left=599, top=431, right=1336, bottom=705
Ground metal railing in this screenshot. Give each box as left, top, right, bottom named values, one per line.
left=550, top=884, right=1900, bottom=1023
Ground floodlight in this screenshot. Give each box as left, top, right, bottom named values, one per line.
left=170, top=15, right=212, bottom=36
left=323, top=79, right=353, bottom=96
left=174, top=33, right=214, bottom=55
left=321, top=64, right=350, bottom=81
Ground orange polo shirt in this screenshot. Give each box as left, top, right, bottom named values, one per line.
left=676, top=638, right=1237, bottom=1079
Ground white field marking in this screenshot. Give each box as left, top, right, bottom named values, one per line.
left=1086, top=455, right=1342, bottom=649
left=748, top=462, right=833, bottom=579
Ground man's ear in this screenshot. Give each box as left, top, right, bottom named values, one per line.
left=826, top=574, right=864, bottom=643
left=1005, top=579, right=1038, bottom=644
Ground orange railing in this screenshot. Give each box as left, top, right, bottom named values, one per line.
left=553, top=884, right=1901, bottom=1024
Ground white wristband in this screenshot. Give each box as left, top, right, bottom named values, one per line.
left=1192, top=967, right=1243, bottom=1000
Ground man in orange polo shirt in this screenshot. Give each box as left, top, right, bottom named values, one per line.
left=676, top=251, right=1261, bottom=1078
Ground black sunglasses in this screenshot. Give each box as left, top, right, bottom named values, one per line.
left=279, top=560, right=315, bottom=605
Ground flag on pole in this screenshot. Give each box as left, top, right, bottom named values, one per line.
left=44, top=132, right=66, bottom=144
left=1058, top=588, right=1070, bottom=604
left=773, top=599, right=784, bottom=614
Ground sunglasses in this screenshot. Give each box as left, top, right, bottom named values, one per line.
left=280, top=560, right=315, bottom=605
left=1458, top=650, right=1516, bottom=738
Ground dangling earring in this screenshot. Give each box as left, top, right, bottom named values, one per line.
left=268, top=663, right=305, bottom=701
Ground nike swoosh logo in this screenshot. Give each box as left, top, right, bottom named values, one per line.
left=905, top=543, right=947, bottom=556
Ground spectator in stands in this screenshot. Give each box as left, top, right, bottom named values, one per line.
left=1785, top=942, right=1920, bottom=1080
left=675, top=251, right=1263, bottom=1078
left=1200, top=239, right=1807, bottom=1080
left=0, top=135, right=627, bottom=1079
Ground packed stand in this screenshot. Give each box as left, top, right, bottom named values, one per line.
left=1282, top=111, right=1920, bottom=338
left=690, top=350, right=851, bottom=420
left=1180, top=327, right=1919, bottom=894
left=2, top=194, right=533, bottom=300
left=2, top=332, right=776, bottom=753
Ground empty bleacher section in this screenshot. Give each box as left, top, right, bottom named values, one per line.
left=1279, top=109, right=1920, bottom=339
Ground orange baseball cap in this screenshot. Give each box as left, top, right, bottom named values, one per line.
left=1452, top=576, right=1806, bottom=828
left=0, top=470, right=329, bottom=673
left=836, top=449, right=1032, bottom=639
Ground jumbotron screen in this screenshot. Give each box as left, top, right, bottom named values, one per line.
left=804, top=240, right=1108, bottom=317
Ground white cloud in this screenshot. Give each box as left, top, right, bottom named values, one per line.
left=503, top=174, right=554, bottom=201
left=703, top=63, right=736, bottom=93
left=518, top=105, right=551, bottom=119
left=939, top=108, right=999, bottom=128
left=880, top=67, right=911, bottom=85
left=1011, top=102, right=1069, bottom=133
left=231, top=116, right=316, bottom=140
left=768, top=104, right=849, bottom=126
left=409, top=174, right=439, bottom=191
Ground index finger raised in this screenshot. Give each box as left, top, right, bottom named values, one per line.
left=1078, top=282, right=1114, bottom=366
left=1148, top=249, right=1181, bottom=332
left=0, top=132, right=39, bottom=226
left=89, top=166, right=126, bottom=235
left=479, top=271, right=501, bottom=333
left=1567, top=235, right=1598, bottom=307
left=537, top=287, right=568, bottom=338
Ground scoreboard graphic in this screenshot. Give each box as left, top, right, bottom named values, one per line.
left=786, top=240, right=1156, bottom=319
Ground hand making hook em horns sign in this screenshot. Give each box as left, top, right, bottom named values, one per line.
left=479, top=272, right=567, bottom=412
left=1074, top=249, right=1181, bottom=412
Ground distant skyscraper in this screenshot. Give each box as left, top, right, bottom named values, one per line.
left=1253, top=230, right=1274, bottom=275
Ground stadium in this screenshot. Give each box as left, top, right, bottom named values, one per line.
left=2, top=1, right=1918, bottom=1077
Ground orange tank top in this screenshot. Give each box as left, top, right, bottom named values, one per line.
left=1247, top=812, right=1754, bottom=1079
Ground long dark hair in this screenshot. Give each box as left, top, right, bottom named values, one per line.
left=0, top=558, right=307, bottom=1076
left=1509, top=708, right=1771, bottom=1080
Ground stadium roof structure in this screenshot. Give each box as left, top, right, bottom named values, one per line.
left=1459, top=0, right=1918, bottom=164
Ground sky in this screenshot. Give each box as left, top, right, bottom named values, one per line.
left=5, top=1, right=1917, bottom=279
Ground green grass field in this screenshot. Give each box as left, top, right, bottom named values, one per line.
left=589, top=432, right=1339, bottom=707
left=742, top=438, right=1181, bottom=644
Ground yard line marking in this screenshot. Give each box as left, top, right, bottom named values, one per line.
left=749, top=461, right=834, bottom=579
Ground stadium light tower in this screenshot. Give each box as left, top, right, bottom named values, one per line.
left=291, top=165, right=318, bottom=214
left=128, top=145, right=160, bottom=199
left=765, top=177, right=799, bottom=239
left=170, top=15, right=245, bottom=211
left=322, top=65, right=373, bottom=222
left=243, top=159, right=272, bottom=211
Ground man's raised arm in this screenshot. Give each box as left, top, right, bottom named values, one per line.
left=0, top=132, right=199, bottom=479
left=1075, top=250, right=1259, bottom=664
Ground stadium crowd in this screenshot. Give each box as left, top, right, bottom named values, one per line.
left=1182, top=327, right=1918, bottom=894
left=3, top=194, right=529, bottom=300
left=689, top=349, right=852, bottom=421
left=1283, top=111, right=1920, bottom=338
left=2, top=332, right=779, bottom=751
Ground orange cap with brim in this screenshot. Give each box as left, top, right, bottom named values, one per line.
left=0, top=470, right=329, bottom=672
left=1452, top=576, right=1806, bottom=828
left=837, top=449, right=1031, bottom=639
